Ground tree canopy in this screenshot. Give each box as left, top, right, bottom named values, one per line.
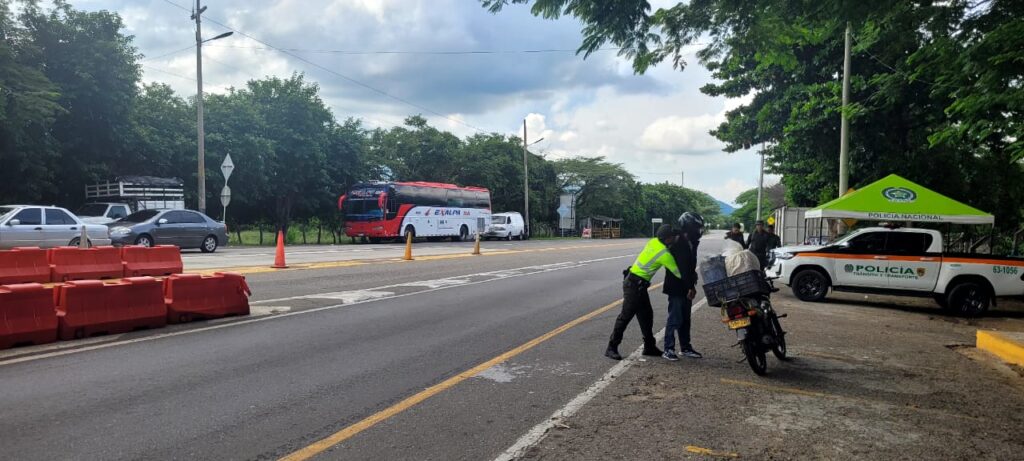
left=483, top=0, right=1024, bottom=230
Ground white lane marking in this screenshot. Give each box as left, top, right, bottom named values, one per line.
left=249, top=305, right=292, bottom=316
left=493, top=298, right=708, bottom=461
left=395, top=279, right=470, bottom=289
left=301, top=290, right=395, bottom=303
left=251, top=258, right=620, bottom=305
left=0, top=255, right=633, bottom=367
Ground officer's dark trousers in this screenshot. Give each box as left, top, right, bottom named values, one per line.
left=608, top=279, right=657, bottom=349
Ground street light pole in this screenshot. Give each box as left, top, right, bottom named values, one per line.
left=194, top=0, right=206, bottom=213
left=522, top=119, right=529, bottom=238
left=756, top=143, right=766, bottom=221
left=838, top=22, right=852, bottom=198
left=192, top=1, right=232, bottom=214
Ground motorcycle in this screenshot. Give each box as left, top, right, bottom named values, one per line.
left=720, top=278, right=787, bottom=375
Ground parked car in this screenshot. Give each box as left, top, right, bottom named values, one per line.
left=484, top=212, right=525, bottom=240
left=0, top=205, right=112, bottom=249
left=76, top=202, right=132, bottom=225
left=107, top=209, right=228, bottom=253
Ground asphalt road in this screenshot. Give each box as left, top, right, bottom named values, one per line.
left=1, top=237, right=720, bottom=460
left=6, top=235, right=1020, bottom=460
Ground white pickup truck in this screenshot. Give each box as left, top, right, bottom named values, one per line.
left=769, top=227, right=1024, bottom=316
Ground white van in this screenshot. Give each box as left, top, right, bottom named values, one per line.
left=485, top=212, right=525, bottom=240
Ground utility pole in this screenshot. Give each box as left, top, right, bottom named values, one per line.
left=193, top=0, right=207, bottom=213
left=838, top=22, right=852, bottom=198
left=681, top=171, right=685, bottom=188
left=522, top=119, right=530, bottom=238
left=756, top=143, right=765, bottom=221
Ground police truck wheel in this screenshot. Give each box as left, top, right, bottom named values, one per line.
left=946, top=282, right=990, bottom=318
left=791, top=269, right=829, bottom=302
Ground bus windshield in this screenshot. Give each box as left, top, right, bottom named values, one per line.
left=344, top=186, right=386, bottom=221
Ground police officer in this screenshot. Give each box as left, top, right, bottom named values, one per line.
left=606, top=224, right=682, bottom=361
left=746, top=220, right=771, bottom=269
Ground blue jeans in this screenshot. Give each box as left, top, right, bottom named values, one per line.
left=664, top=295, right=692, bottom=352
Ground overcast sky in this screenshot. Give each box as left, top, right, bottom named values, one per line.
left=76, top=0, right=774, bottom=205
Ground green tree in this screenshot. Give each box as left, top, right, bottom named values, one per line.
left=21, top=0, right=141, bottom=207
left=366, top=115, right=462, bottom=182
left=732, top=183, right=786, bottom=232
left=483, top=0, right=1024, bottom=229
left=124, top=83, right=194, bottom=179
left=0, top=0, right=61, bottom=203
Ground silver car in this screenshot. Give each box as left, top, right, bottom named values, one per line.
left=0, top=205, right=112, bottom=249
left=107, top=209, right=228, bottom=253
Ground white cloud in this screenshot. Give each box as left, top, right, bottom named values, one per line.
left=637, top=114, right=723, bottom=153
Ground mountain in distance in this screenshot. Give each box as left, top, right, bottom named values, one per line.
left=717, top=200, right=735, bottom=216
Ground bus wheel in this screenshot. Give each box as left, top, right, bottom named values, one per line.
left=404, top=225, right=416, bottom=241
left=455, top=225, right=469, bottom=242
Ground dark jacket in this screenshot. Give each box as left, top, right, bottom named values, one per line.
left=747, top=230, right=773, bottom=256
left=663, top=238, right=698, bottom=296
left=725, top=231, right=746, bottom=248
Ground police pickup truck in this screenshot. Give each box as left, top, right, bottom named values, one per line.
left=769, top=227, right=1024, bottom=316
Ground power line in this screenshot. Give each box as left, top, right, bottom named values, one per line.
left=159, top=0, right=492, bottom=133
left=141, top=63, right=196, bottom=82
left=850, top=33, right=959, bottom=90
left=141, top=44, right=195, bottom=62
left=204, top=44, right=625, bottom=55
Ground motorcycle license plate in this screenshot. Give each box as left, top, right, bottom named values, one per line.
left=727, top=318, right=751, bottom=329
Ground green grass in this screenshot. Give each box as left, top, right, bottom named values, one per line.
left=228, top=228, right=352, bottom=246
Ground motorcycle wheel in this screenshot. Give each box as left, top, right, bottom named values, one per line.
left=768, top=311, right=788, bottom=360
left=741, top=338, right=768, bottom=376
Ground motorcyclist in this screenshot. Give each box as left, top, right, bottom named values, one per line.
left=662, top=212, right=704, bottom=360
left=605, top=224, right=682, bottom=361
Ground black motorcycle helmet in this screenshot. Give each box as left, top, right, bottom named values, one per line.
left=677, top=212, right=705, bottom=240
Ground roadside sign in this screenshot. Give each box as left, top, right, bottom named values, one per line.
left=220, top=185, right=231, bottom=207
left=221, top=154, right=235, bottom=182
left=651, top=218, right=663, bottom=223
left=767, top=216, right=776, bottom=225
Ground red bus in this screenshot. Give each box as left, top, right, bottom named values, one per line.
left=339, top=182, right=492, bottom=242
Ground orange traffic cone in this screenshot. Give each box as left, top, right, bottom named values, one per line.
left=272, top=230, right=288, bottom=268
left=403, top=231, right=414, bottom=261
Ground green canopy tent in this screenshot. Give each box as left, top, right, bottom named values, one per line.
left=806, top=174, right=994, bottom=225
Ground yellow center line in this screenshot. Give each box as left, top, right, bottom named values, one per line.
left=279, top=283, right=663, bottom=461
left=685, top=445, right=740, bottom=458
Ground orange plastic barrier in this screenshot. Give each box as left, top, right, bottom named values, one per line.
left=164, top=272, right=251, bottom=324
left=49, top=246, right=125, bottom=282
left=55, top=277, right=167, bottom=340
left=0, top=283, right=58, bottom=349
left=121, top=245, right=183, bottom=277
left=0, top=247, right=51, bottom=285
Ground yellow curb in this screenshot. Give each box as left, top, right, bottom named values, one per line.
left=976, top=330, right=1024, bottom=367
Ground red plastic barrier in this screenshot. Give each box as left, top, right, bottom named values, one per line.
left=49, top=246, right=125, bottom=282
left=55, top=277, right=167, bottom=340
left=121, top=245, right=183, bottom=277
left=0, top=247, right=51, bottom=285
left=0, top=283, right=58, bottom=349
left=164, top=272, right=251, bottom=323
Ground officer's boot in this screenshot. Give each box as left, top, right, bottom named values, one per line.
left=605, top=343, right=622, bottom=361
left=641, top=338, right=663, bottom=357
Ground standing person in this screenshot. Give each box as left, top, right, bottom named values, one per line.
left=605, top=224, right=682, bottom=361
left=725, top=223, right=746, bottom=248
left=662, top=212, right=704, bottom=361
left=747, top=220, right=771, bottom=269
left=766, top=224, right=782, bottom=252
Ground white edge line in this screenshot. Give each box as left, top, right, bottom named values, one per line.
left=492, top=298, right=709, bottom=461
left=0, top=255, right=632, bottom=367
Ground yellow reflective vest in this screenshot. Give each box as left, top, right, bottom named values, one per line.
left=629, top=238, right=681, bottom=282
